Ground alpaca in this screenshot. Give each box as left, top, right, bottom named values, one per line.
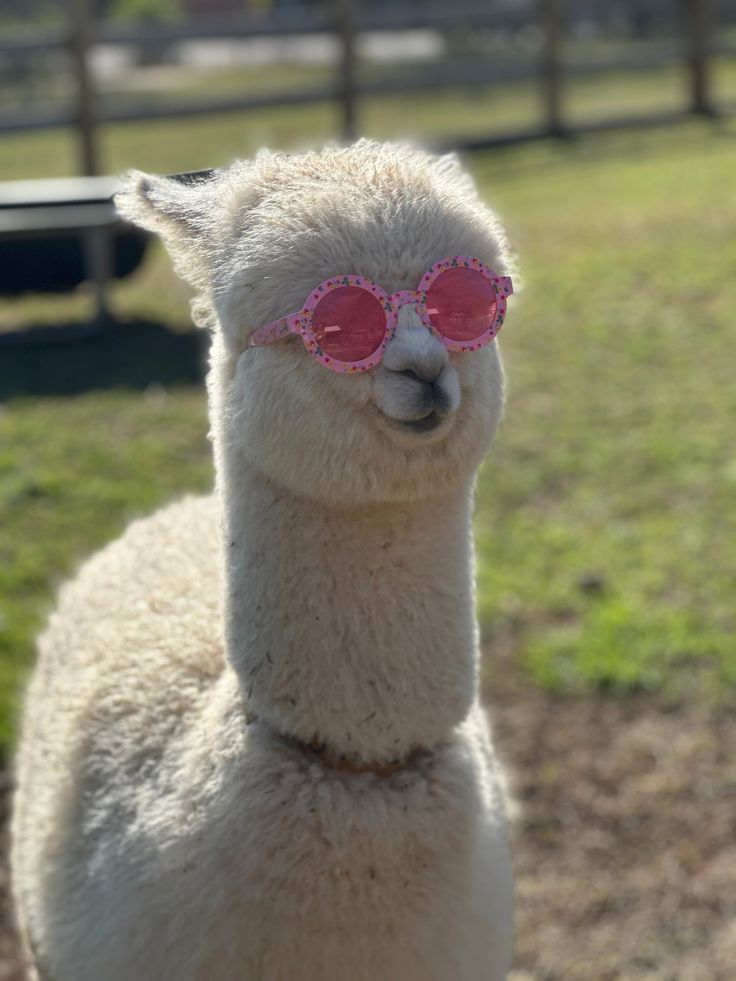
left=11, top=140, right=516, bottom=981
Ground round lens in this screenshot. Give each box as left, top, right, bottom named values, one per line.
left=425, top=267, right=497, bottom=342
left=312, top=286, right=387, bottom=363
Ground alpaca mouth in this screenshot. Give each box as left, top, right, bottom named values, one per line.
left=402, top=411, right=444, bottom=433
left=378, top=408, right=452, bottom=437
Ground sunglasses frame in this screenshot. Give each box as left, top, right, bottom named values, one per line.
left=248, top=256, right=513, bottom=374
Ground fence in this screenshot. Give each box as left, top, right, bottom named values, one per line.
left=0, top=0, right=729, bottom=176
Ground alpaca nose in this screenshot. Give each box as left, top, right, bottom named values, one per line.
left=382, top=303, right=448, bottom=383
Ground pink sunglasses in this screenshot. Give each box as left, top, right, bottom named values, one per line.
left=248, top=256, right=513, bottom=374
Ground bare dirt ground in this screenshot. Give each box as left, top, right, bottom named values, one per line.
left=0, top=684, right=733, bottom=981
left=496, top=687, right=736, bottom=981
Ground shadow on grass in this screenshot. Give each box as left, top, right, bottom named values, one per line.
left=0, top=319, right=208, bottom=400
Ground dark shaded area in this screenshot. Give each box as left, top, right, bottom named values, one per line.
left=0, top=231, right=148, bottom=294
left=0, top=320, right=208, bottom=400
left=0, top=232, right=146, bottom=295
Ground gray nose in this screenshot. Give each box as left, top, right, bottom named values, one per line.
left=373, top=305, right=461, bottom=424
left=382, top=304, right=448, bottom=383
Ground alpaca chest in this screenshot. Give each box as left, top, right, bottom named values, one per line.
left=63, top=726, right=513, bottom=981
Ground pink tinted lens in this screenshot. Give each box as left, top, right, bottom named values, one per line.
left=425, top=267, right=497, bottom=342
left=312, top=286, right=387, bottom=362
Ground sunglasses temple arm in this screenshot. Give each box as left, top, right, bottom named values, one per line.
left=248, top=312, right=303, bottom=348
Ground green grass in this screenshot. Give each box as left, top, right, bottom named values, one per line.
left=1, top=108, right=736, bottom=755
left=0, top=392, right=212, bottom=751
left=473, top=121, right=736, bottom=697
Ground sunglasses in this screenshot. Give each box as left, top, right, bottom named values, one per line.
left=247, top=256, right=513, bottom=374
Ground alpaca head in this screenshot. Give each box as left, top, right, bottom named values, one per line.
left=117, top=141, right=515, bottom=506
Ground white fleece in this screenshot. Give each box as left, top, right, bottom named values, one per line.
left=11, top=140, right=516, bottom=981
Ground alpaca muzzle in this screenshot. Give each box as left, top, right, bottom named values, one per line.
left=374, top=306, right=462, bottom=428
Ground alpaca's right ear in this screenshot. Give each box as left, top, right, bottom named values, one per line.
left=115, top=170, right=222, bottom=287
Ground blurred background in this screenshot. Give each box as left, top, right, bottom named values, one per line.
left=1, top=1, right=735, bottom=978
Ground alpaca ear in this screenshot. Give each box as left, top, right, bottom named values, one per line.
left=115, top=170, right=222, bottom=287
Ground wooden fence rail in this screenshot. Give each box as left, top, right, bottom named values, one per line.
left=0, top=0, right=728, bottom=176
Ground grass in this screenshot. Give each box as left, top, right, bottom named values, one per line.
left=0, top=392, right=212, bottom=751
left=473, top=121, right=736, bottom=697
left=1, top=99, right=735, bottom=755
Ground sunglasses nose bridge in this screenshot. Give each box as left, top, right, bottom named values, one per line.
left=389, top=291, right=425, bottom=334
left=383, top=293, right=449, bottom=383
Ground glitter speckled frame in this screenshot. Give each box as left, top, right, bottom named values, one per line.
left=248, top=256, right=514, bottom=374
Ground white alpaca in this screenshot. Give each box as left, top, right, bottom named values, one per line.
left=11, top=141, right=516, bottom=981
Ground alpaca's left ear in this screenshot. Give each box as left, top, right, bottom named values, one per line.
left=115, top=170, right=222, bottom=288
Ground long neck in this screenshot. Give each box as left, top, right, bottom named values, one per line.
left=222, top=464, right=479, bottom=765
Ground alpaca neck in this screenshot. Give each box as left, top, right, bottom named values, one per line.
left=223, top=464, right=479, bottom=764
